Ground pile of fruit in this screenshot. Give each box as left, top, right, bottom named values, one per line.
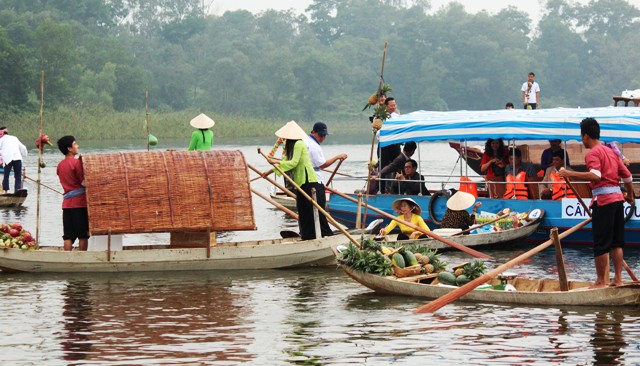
left=437, top=260, right=487, bottom=286
left=0, top=223, right=38, bottom=250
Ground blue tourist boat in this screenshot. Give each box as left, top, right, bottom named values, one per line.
left=327, top=106, right=640, bottom=246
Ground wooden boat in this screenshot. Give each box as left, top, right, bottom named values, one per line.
left=268, top=184, right=297, bottom=210
left=384, top=209, right=544, bottom=251
left=341, top=266, right=640, bottom=306
left=0, top=189, right=28, bottom=208
left=0, top=234, right=348, bottom=273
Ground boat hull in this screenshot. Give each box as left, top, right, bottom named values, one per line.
left=0, top=189, right=27, bottom=208
left=0, top=235, right=349, bottom=273
left=327, top=193, right=640, bottom=246
left=343, top=266, right=640, bottom=306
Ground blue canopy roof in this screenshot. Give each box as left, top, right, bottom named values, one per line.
left=379, top=107, right=640, bottom=147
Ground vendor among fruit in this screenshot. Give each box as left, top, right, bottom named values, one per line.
left=440, top=191, right=482, bottom=232
left=378, top=198, right=430, bottom=240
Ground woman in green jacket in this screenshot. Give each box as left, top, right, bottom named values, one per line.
left=266, top=121, right=332, bottom=240
left=187, top=113, right=215, bottom=151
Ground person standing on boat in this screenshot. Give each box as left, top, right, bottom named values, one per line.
left=378, top=198, right=429, bottom=240
left=265, top=121, right=332, bottom=240
left=521, top=72, right=540, bottom=109
left=440, top=191, right=482, bottom=232
left=187, top=113, right=214, bottom=151
left=304, top=122, right=348, bottom=187
left=378, top=97, right=402, bottom=190
left=540, top=139, right=570, bottom=171
left=56, top=136, right=89, bottom=251
left=559, top=117, right=634, bottom=288
left=0, top=127, right=27, bottom=194
left=480, top=138, right=508, bottom=198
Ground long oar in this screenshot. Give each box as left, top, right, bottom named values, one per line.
left=258, top=148, right=361, bottom=249
left=247, top=164, right=296, bottom=199
left=24, top=174, right=63, bottom=195
left=414, top=217, right=593, bottom=313
left=325, top=158, right=344, bottom=187
left=326, top=186, right=491, bottom=259
left=563, top=177, right=639, bottom=282
left=250, top=187, right=298, bottom=220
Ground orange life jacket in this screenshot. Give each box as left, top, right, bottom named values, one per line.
left=459, top=176, right=478, bottom=198
left=550, top=172, right=576, bottom=200
left=504, top=172, right=528, bottom=200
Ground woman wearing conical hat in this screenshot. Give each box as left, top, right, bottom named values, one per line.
left=378, top=198, right=430, bottom=240
left=187, top=113, right=215, bottom=151
left=265, top=121, right=332, bottom=240
left=440, top=191, right=482, bottom=232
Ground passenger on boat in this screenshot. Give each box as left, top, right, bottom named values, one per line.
left=504, top=148, right=538, bottom=200
left=0, top=127, right=27, bottom=194
left=521, top=72, right=540, bottom=109
left=559, top=117, right=634, bottom=288
left=376, top=141, right=417, bottom=193
left=378, top=198, right=429, bottom=240
left=56, top=136, right=89, bottom=251
left=540, top=139, right=570, bottom=171
left=540, top=150, right=574, bottom=200
left=187, top=113, right=214, bottom=151
left=505, top=102, right=514, bottom=109
left=387, top=159, right=430, bottom=196
left=304, top=121, right=347, bottom=186
left=480, top=138, right=509, bottom=198
left=440, top=191, right=482, bottom=233
left=266, top=121, right=332, bottom=240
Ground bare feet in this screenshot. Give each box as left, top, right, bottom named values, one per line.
left=589, top=282, right=607, bottom=289
left=609, top=282, right=623, bottom=287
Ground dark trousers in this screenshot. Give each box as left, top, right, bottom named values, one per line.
left=378, top=143, right=401, bottom=193
left=2, top=160, right=22, bottom=192
left=297, top=182, right=333, bottom=240
left=524, top=103, right=537, bottom=110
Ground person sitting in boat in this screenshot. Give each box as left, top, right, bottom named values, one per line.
left=504, top=148, right=538, bottom=200
left=378, top=198, right=430, bottom=240
left=387, top=159, right=430, bottom=196
left=480, top=138, right=509, bottom=198
left=540, top=150, right=575, bottom=200
left=375, top=141, right=417, bottom=193
left=540, top=139, right=570, bottom=171
left=440, top=191, right=482, bottom=233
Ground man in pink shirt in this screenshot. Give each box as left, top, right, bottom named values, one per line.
left=559, top=118, right=634, bottom=287
left=56, top=135, right=89, bottom=251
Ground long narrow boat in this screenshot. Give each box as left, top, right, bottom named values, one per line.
left=341, top=266, right=640, bottom=306
left=328, top=106, right=640, bottom=246
left=384, top=209, right=544, bottom=250
left=0, top=234, right=347, bottom=273
left=0, top=189, right=28, bottom=208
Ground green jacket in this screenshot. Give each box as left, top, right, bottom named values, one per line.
left=188, top=129, right=214, bottom=151
left=274, top=140, right=318, bottom=185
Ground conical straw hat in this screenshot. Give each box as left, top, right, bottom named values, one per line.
left=275, top=121, right=307, bottom=140
left=392, top=198, right=422, bottom=215
left=447, top=191, right=476, bottom=211
left=190, top=113, right=215, bottom=129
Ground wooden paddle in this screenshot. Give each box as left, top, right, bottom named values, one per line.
left=247, top=164, right=296, bottom=199
left=23, top=174, right=63, bottom=195
left=563, top=177, right=639, bottom=282
left=325, top=158, right=344, bottom=187
left=258, top=148, right=362, bottom=249
left=250, top=187, right=298, bottom=220
left=414, top=217, right=593, bottom=313
left=325, top=186, right=491, bottom=259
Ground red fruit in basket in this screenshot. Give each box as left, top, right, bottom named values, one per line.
left=0, top=224, right=8, bottom=233
left=11, top=223, right=22, bottom=231
left=21, top=233, right=33, bottom=242
left=8, top=229, right=19, bottom=237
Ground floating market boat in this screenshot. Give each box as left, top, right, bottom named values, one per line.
left=328, top=106, right=640, bottom=246
left=0, top=150, right=348, bottom=273
left=341, top=265, right=640, bottom=306
left=0, top=189, right=28, bottom=208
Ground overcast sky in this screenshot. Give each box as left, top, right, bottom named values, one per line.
left=210, top=0, right=640, bottom=24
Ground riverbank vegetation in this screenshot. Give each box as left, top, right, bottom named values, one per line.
left=1, top=0, right=639, bottom=141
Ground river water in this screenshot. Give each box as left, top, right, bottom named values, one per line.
left=1, top=138, right=640, bottom=365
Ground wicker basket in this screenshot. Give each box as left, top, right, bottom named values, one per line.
left=83, top=150, right=255, bottom=235
left=393, top=264, right=422, bottom=278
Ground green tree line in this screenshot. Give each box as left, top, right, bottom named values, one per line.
left=0, top=0, right=639, bottom=140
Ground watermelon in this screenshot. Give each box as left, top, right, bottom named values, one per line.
left=402, top=250, right=419, bottom=266
left=455, top=275, right=471, bottom=286
left=391, top=253, right=406, bottom=268
left=438, top=271, right=457, bottom=285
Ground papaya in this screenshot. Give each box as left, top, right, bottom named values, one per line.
left=402, top=250, right=419, bottom=266
left=380, top=246, right=392, bottom=255
left=391, top=253, right=405, bottom=268
left=438, top=271, right=457, bottom=286
left=455, top=275, right=471, bottom=286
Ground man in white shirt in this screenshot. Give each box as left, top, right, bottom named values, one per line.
left=304, top=122, right=347, bottom=185
left=521, top=72, right=540, bottom=109
left=0, top=127, right=28, bottom=193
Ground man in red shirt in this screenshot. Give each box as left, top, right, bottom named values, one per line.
left=56, top=135, right=89, bottom=251
left=559, top=118, right=634, bottom=287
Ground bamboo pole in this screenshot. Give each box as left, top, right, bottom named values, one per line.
left=247, top=164, right=296, bottom=199
left=24, top=175, right=63, bottom=195
left=326, top=186, right=491, bottom=259
left=325, top=158, right=344, bottom=187
left=250, top=187, right=298, bottom=220
left=414, top=217, right=593, bottom=313
left=258, top=148, right=361, bottom=248
left=551, top=227, right=569, bottom=291
left=35, top=71, right=44, bottom=246
left=145, top=86, right=150, bottom=152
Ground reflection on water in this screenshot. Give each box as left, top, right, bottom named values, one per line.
left=3, top=141, right=640, bottom=364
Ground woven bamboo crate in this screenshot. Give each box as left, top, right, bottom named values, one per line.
left=83, top=150, right=256, bottom=235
